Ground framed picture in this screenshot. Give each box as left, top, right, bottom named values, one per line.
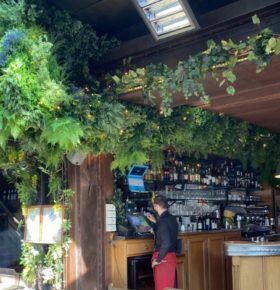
left=24, top=205, right=64, bottom=244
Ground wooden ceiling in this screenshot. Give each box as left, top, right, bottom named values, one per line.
left=120, top=56, right=280, bottom=133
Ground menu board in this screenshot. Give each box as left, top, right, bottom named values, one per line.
left=24, top=205, right=64, bottom=244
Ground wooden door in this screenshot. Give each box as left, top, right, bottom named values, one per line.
left=186, top=236, right=208, bottom=290
left=207, top=234, right=226, bottom=290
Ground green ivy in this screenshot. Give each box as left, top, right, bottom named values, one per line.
left=110, top=15, right=280, bottom=116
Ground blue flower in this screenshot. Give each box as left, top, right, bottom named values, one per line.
left=0, top=51, right=7, bottom=67
left=2, top=29, right=25, bottom=54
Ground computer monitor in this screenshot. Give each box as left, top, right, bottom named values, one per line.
left=127, top=213, right=153, bottom=234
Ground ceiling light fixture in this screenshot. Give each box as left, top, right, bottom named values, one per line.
left=132, top=0, right=199, bottom=40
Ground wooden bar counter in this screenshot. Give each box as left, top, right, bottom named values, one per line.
left=111, top=230, right=241, bottom=290
left=225, top=241, right=280, bottom=290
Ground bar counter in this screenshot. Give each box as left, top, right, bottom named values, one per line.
left=111, top=229, right=241, bottom=290
left=113, top=228, right=241, bottom=240
left=225, top=241, right=280, bottom=290
left=225, top=240, right=280, bottom=256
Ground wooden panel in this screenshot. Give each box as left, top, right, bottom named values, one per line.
left=111, top=240, right=128, bottom=289
left=225, top=231, right=241, bottom=290
left=263, top=256, right=280, bottom=290
left=232, top=255, right=280, bottom=290
left=126, top=240, right=154, bottom=256
left=233, top=257, right=263, bottom=290
left=176, top=255, right=186, bottom=290
left=186, top=237, right=207, bottom=290
left=207, top=234, right=226, bottom=290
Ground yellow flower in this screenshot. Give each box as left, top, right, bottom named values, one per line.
left=53, top=204, right=63, bottom=213
left=31, top=175, right=38, bottom=188
left=8, top=150, right=17, bottom=161
left=18, top=151, right=25, bottom=161
left=22, top=207, right=28, bottom=218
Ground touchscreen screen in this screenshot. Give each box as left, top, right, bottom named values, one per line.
left=127, top=213, right=152, bottom=234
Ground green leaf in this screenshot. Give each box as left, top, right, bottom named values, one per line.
left=112, top=75, right=120, bottom=84
left=128, top=70, right=138, bottom=78
left=252, top=14, right=260, bottom=25
left=275, top=39, right=280, bottom=55
left=247, top=51, right=256, bottom=61
left=41, top=117, right=84, bottom=150
left=10, top=124, right=21, bottom=139
left=226, top=86, right=235, bottom=95
left=221, top=39, right=234, bottom=51
left=136, top=68, right=145, bottom=76
left=203, top=40, right=216, bottom=55
left=265, top=37, right=277, bottom=54
left=222, top=71, right=236, bottom=83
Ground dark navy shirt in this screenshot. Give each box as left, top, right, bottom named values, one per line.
left=154, top=211, right=178, bottom=262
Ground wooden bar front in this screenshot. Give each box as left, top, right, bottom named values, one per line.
left=225, top=241, right=280, bottom=290
left=111, top=230, right=241, bottom=290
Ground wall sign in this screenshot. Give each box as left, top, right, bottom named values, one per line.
left=24, top=205, right=64, bottom=244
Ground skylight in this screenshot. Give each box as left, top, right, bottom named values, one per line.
left=132, top=0, right=199, bottom=39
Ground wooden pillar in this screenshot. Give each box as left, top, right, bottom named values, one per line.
left=66, top=154, right=114, bottom=290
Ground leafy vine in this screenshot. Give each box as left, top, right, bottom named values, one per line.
left=110, top=15, right=280, bottom=116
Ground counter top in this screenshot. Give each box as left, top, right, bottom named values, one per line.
left=114, top=229, right=241, bottom=240
left=225, top=241, right=280, bottom=256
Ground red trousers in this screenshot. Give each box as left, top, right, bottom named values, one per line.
left=152, top=252, right=176, bottom=290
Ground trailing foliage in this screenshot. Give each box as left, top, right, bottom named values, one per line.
left=110, top=15, right=280, bottom=116
left=0, top=1, right=121, bottom=289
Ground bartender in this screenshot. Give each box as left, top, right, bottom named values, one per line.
left=146, top=194, right=178, bottom=290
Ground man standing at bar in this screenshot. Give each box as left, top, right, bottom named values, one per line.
left=146, top=194, right=178, bottom=290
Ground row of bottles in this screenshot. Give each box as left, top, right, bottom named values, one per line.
left=196, top=214, right=220, bottom=231
left=1, top=188, right=18, bottom=201
left=179, top=212, right=221, bottom=232
left=179, top=213, right=274, bottom=232
left=145, top=151, right=261, bottom=189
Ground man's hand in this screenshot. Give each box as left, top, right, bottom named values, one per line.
left=152, top=259, right=166, bottom=268
left=145, top=212, right=156, bottom=223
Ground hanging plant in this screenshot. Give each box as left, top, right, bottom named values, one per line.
left=110, top=15, right=280, bottom=116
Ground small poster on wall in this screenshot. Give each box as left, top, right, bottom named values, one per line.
left=24, top=205, right=64, bottom=244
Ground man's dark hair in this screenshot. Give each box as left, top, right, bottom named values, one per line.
left=153, top=194, right=168, bottom=209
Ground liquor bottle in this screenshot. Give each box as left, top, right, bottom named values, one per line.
left=178, top=161, right=184, bottom=181
left=173, top=166, right=178, bottom=182
left=196, top=164, right=201, bottom=184
left=197, top=216, right=203, bottom=231
left=164, top=167, right=170, bottom=181
left=205, top=214, right=211, bottom=231
left=183, top=166, right=188, bottom=182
